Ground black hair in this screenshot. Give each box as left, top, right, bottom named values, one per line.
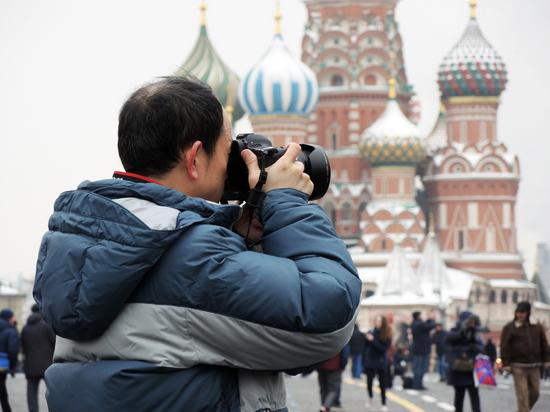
left=412, top=311, right=421, bottom=321
left=118, top=76, right=224, bottom=176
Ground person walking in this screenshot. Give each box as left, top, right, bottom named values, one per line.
left=21, top=304, right=55, bottom=412
left=500, top=301, right=550, bottom=412
left=446, top=311, right=483, bottom=412
left=349, top=324, right=365, bottom=380
left=363, top=315, right=392, bottom=411
left=316, top=345, right=349, bottom=412
left=432, top=323, right=448, bottom=382
left=483, top=337, right=497, bottom=370
left=0, top=309, right=19, bottom=412
left=411, top=311, right=436, bottom=390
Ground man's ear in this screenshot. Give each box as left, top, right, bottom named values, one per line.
left=183, top=141, right=203, bottom=180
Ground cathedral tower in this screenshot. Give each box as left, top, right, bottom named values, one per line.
left=423, top=0, right=523, bottom=279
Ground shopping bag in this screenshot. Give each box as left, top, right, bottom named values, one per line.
left=0, top=352, right=9, bottom=371
left=473, top=354, right=496, bottom=387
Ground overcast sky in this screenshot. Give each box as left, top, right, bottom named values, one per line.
left=1, top=0, right=549, bottom=281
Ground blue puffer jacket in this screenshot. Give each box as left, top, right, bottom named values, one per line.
left=34, top=179, right=361, bottom=412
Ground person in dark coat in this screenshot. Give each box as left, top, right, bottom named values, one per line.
left=363, top=315, right=392, bottom=411
left=21, top=304, right=55, bottom=412
left=0, top=308, right=19, bottom=412
left=349, top=324, right=365, bottom=379
left=432, top=323, right=448, bottom=382
left=483, top=337, right=497, bottom=368
left=411, top=311, right=436, bottom=389
left=446, top=311, right=483, bottom=412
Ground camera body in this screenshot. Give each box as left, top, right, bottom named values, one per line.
left=222, top=133, right=331, bottom=202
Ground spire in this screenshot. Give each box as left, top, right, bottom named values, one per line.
left=388, top=78, right=396, bottom=100
left=274, top=0, right=282, bottom=35
left=469, top=0, right=477, bottom=19
left=200, top=0, right=207, bottom=27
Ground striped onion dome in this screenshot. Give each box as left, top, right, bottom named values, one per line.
left=438, top=1, right=507, bottom=98
left=239, top=33, right=319, bottom=117
left=360, top=79, right=425, bottom=167
left=174, top=4, right=244, bottom=121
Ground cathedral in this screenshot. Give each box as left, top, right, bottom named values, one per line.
left=176, top=0, right=550, bottom=340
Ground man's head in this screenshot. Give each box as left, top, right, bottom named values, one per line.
left=435, top=322, right=443, bottom=332
left=514, top=301, right=531, bottom=323
left=118, top=76, right=232, bottom=202
left=0, top=308, right=14, bottom=325
left=412, top=311, right=421, bottom=321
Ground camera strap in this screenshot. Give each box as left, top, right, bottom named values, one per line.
left=243, top=157, right=268, bottom=248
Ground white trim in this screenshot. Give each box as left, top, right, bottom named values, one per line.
left=468, top=202, right=478, bottom=229
left=423, top=173, right=519, bottom=181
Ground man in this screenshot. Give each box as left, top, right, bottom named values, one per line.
left=431, top=323, right=448, bottom=382
left=316, top=345, right=349, bottom=412
left=349, top=323, right=365, bottom=379
left=0, top=308, right=18, bottom=412
left=411, top=311, right=436, bottom=390
left=34, top=77, right=361, bottom=411
left=500, top=301, right=550, bottom=412
left=21, top=304, right=55, bottom=412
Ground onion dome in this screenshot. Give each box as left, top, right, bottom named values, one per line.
left=174, top=1, right=244, bottom=121
left=360, top=79, right=425, bottom=167
left=238, top=5, right=319, bottom=116
left=424, top=103, right=448, bottom=153
left=437, top=0, right=507, bottom=98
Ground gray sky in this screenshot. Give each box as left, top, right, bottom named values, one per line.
left=1, top=0, right=549, bottom=281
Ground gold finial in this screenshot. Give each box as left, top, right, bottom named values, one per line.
left=469, top=0, right=477, bottom=19
left=225, top=105, right=234, bottom=124
left=275, top=0, right=282, bottom=35
left=388, top=78, right=396, bottom=100
left=200, top=0, right=207, bottom=26
left=440, top=102, right=446, bottom=114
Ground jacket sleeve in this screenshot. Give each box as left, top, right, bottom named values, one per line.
left=177, top=189, right=361, bottom=369
left=7, top=329, right=19, bottom=371
left=500, top=324, right=512, bottom=367
left=540, top=324, right=550, bottom=364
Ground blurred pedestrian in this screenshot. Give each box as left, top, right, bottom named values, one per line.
left=411, top=310, right=436, bottom=390
left=363, top=315, right=392, bottom=411
left=0, top=308, right=19, bottom=412
left=349, top=324, right=365, bottom=379
left=483, top=337, right=497, bottom=369
left=316, top=345, right=349, bottom=412
left=446, top=311, right=483, bottom=412
left=432, top=322, right=448, bottom=382
left=21, top=304, right=55, bottom=412
left=500, top=301, right=550, bottom=412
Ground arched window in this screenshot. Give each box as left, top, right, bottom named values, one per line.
left=331, top=133, right=337, bottom=150
left=489, top=290, right=496, bottom=303
left=341, top=202, right=352, bottom=222
left=381, top=239, right=387, bottom=250
left=475, top=288, right=481, bottom=303
left=501, top=290, right=508, bottom=304
left=512, top=291, right=519, bottom=303
left=365, top=74, right=377, bottom=85
left=330, top=74, right=344, bottom=86
left=323, top=202, right=336, bottom=226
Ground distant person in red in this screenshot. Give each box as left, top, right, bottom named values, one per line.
left=21, top=304, right=55, bottom=412
left=0, top=308, right=19, bottom=412
left=316, top=345, right=349, bottom=412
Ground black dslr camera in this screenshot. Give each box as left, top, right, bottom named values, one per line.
left=223, top=133, right=331, bottom=202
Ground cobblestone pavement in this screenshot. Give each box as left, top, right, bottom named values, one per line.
left=285, top=371, right=550, bottom=412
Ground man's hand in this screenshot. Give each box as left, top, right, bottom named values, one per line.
left=366, top=333, right=374, bottom=341
left=428, top=310, right=437, bottom=321
left=241, top=143, right=314, bottom=196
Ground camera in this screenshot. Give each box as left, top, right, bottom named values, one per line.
left=223, top=133, right=331, bottom=202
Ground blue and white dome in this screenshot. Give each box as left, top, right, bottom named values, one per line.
left=239, top=34, right=319, bottom=117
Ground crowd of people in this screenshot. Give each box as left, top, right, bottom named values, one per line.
left=316, top=301, right=550, bottom=412
left=0, top=304, right=55, bottom=412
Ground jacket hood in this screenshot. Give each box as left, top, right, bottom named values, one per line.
left=26, top=313, right=42, bottom=325
left=34, top=178, right=241, bottom=340
left=0, top=319, right=9, bottom=333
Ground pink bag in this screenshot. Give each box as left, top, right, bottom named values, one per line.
left=474, top=354, right=496, bottom=387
